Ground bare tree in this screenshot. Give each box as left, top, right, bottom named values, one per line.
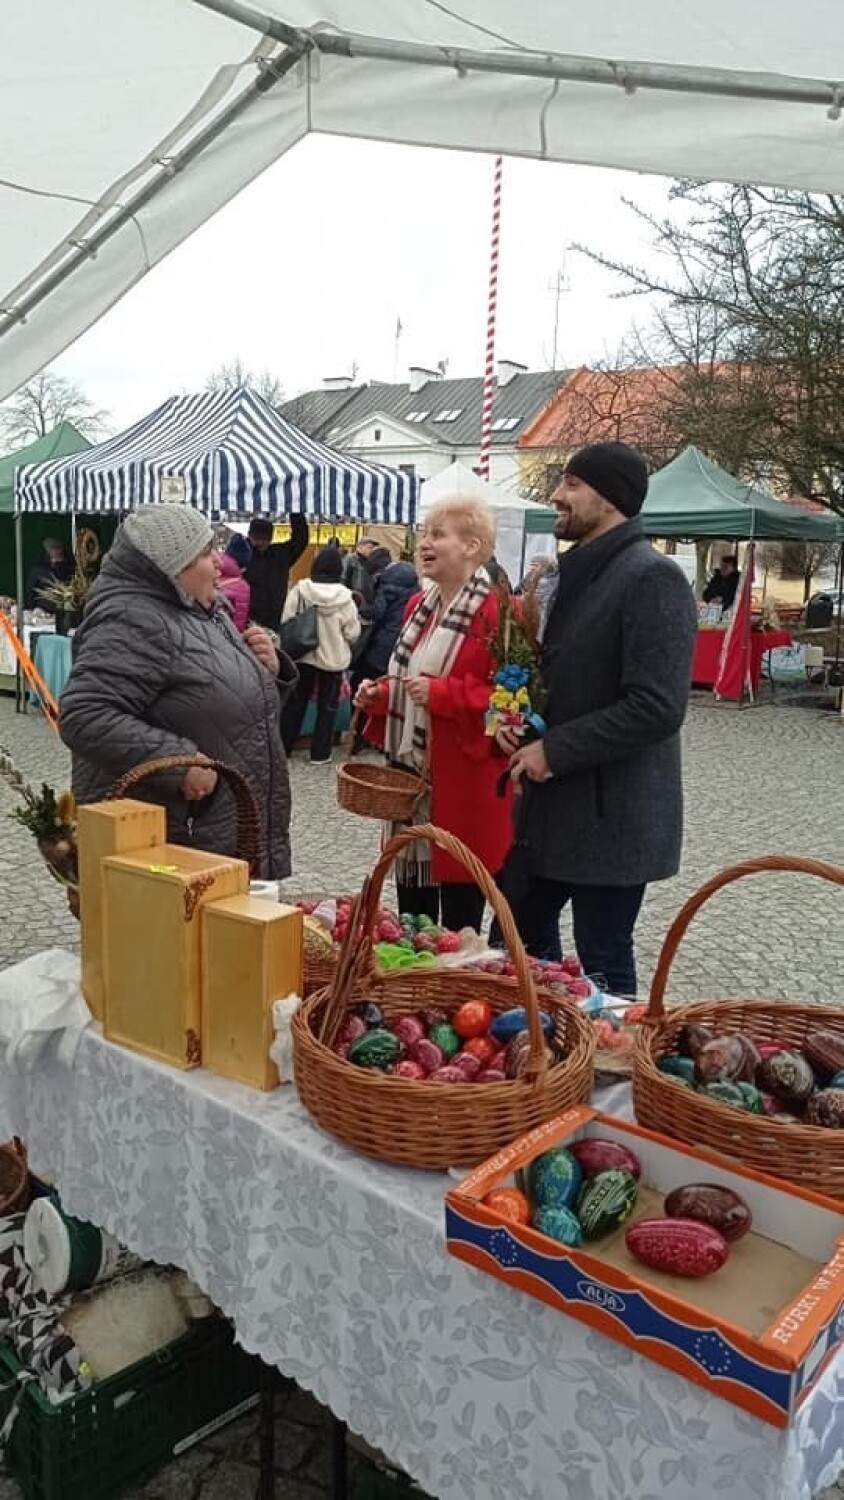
left=205, top=360, right=285, bottom=406
left=0, top=372, right=111, bottom=447
left=575, top=184, right=844, bottom=515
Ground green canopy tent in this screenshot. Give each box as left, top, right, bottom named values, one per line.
left=0, top=424, right=95, bottom=599
left=523, top=445, right=844, bottom=542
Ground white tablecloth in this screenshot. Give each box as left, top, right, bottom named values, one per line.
left=0, top=621, right=51, bottom=679
left=1, top=1024, right=842, bottom=1500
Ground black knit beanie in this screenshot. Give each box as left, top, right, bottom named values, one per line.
left=564, top=441, right=649, bottom=518
left=312, top=546, right=342, bottom=583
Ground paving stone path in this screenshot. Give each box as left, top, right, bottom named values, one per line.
left=0, top=690, right=841, bottom=1498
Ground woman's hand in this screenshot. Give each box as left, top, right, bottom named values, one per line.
left=495, top=725, right=522, bottom=757
left=244, top=625, right=279, bottom=675
left=354, top=678, right=383, bottom=711
left=406, top=676, right=431, bottom=707
left=182, top=763, right=218, bottom=800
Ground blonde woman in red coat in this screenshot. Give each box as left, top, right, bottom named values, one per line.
left=355, top=498, right=512, bottom=931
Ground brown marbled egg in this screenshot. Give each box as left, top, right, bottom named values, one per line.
left=803, top=1030, right=844, bottom=1081
left=675, top=1023, right=715, bottom=1060
left=663, top=1182, right=752, bottom=1242
left=733, top=1034, right=762, bottom=1083
left=694, top=1035, right=745, bottom=1085
left=804, top=1089, right=844, bottom=1128
left=757, top=1050, right=815, bottom=1106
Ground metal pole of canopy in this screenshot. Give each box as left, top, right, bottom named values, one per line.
left=193, top=0, right=844, bottom=110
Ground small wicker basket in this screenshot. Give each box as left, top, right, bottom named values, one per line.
left=292, top=824, right=595, bottom=1168
left=337, top=693, right=428, bottom=822
left=633, top=854, right=844, bottom=1199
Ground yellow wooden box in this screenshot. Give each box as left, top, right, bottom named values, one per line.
left=201, top=896, right=303, bottom=1090
left=101, top=844, right=248, bottom=1068
left=77, top=800, right=167, bottom=1021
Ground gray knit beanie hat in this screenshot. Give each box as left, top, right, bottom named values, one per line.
left=124, top=505, right=215, bottom=578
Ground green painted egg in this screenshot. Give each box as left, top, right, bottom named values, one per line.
left=347, top=1028, right=404, bottom=1071
left=703, top=1081, right=747, bottom=1111
left=576, top=1169, right=638, bottom=1241
left=658, top=1055, right=697, bottom=1084
left=735, top=1082, right=764, bottom=1113
left=533, top=1205, right=583, bottom=1247
left=428, top=1023, right=461, bottom=1060
left=528, top=1148, right=583, bottom=1210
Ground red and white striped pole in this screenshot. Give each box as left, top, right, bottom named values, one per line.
left=478, top=155, right=503, bottom=481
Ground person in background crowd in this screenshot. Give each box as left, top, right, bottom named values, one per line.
left=280, top=547, right=361, bottom=763
left=485, top=555, right=512, bottom=591
left=365, top=546, right=393, bottom=592
left=60, top=506, right=296, bottom=878
left=349, top=560, right=419, bottom=752
left=354, top=498, right=512, bottom=932
left=244, top=513, right=309, bottom=630
left=341, top=535, right=380, bottom=605
left=218, top=534, right=252, bottom=633
left=25, top=537, right=74, bottom=612
left=516, top=556, right=556, bottom=596
left=497, top=442, right=697, bottom=995
left=703, top=554, right=741, bottom=612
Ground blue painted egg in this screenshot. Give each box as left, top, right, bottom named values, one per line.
left=831, top=1070, right=844, bottom=1089
left=527, top=1147, right=583, bottom=1209
left=533, top=1204, right=583, bottom=1247
left=490, top=1008, right=554, bottom=1044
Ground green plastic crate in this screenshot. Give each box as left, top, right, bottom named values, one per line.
left=0, top=1316, right=260, bottom=1500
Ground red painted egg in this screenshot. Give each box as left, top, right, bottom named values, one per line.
left=452, top=1000, right=495, bottom=1039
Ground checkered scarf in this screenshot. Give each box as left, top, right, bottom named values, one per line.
left=385, top=568, right=490, bottom=885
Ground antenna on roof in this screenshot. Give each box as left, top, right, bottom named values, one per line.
left=547, top=252, right=571, bottom=369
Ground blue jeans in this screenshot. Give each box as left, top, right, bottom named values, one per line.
left=503, top=877, right=646, bottom=996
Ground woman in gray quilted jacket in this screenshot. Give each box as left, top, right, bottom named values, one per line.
left=60, top=505, right=296, bottom=878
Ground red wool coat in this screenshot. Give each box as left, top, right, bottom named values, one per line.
left=365, top=590, right=514, bottom=884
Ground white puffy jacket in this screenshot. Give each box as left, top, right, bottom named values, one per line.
left=282, top=579, right=361, bottom=672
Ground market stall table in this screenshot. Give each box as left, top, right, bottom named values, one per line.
left=692, top=628, right=793, bottom=693
left=0, top=1012, right=840, bottom=1500
left=29, top=631, right=72, bottom=706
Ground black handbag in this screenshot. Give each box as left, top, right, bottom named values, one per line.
left=279, top=602, right=318, bottom=661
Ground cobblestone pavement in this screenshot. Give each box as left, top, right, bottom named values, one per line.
left=0, top=689, right=841, bottom=1498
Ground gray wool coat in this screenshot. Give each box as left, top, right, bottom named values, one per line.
left=513, top=520, right=697, bottom=887
left=59, top=529, right=295, bottom=879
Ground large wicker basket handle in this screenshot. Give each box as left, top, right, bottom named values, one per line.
left=107, top=754, right=263, bottom=877
left=649, top=854, right=844, bottom=1021
left=320, top=823, right=550, bottom=1083
left=344, top=677, right=431, bottom=780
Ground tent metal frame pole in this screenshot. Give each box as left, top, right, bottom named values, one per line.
left=14, top=513, right=25, bottom=714
left=0, top=43, right=307, bottom=343
left=193, top=0, right=844, bottom=110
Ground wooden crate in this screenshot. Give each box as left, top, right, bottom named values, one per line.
left=101, top=844, right=248, bottom=1068
left=201, top=897, right=303, bottom=1089
left=77, top=800, right=167, bottom=1020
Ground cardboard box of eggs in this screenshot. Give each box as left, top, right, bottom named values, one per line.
left=446, top=1106, right=844, bottom=1427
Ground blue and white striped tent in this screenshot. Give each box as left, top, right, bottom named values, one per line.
left=14, top=388, right=418, bottom=525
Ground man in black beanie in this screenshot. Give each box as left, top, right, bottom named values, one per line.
left=498, top=441, right=697, bottom=995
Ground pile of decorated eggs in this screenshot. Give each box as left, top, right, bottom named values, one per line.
left=657, top=1023, right=844, bottom=1129
left=481, top=1138, right=751, bottom=1278
left=332, top=1001, right=565, bottom=1083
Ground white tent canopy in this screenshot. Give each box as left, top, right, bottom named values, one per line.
left=3, top=3, right=844, bottom=401
left=419, top=460, right=556, bottom=583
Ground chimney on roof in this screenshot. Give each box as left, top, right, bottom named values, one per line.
left=409, top=365, right=440, bottom=395
left=497, top=358, right=527, bottom=386
left=323, top=375, right=354, bottom=391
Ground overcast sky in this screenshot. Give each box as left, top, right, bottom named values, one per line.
left=50, top=134, right=672, bottom=430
